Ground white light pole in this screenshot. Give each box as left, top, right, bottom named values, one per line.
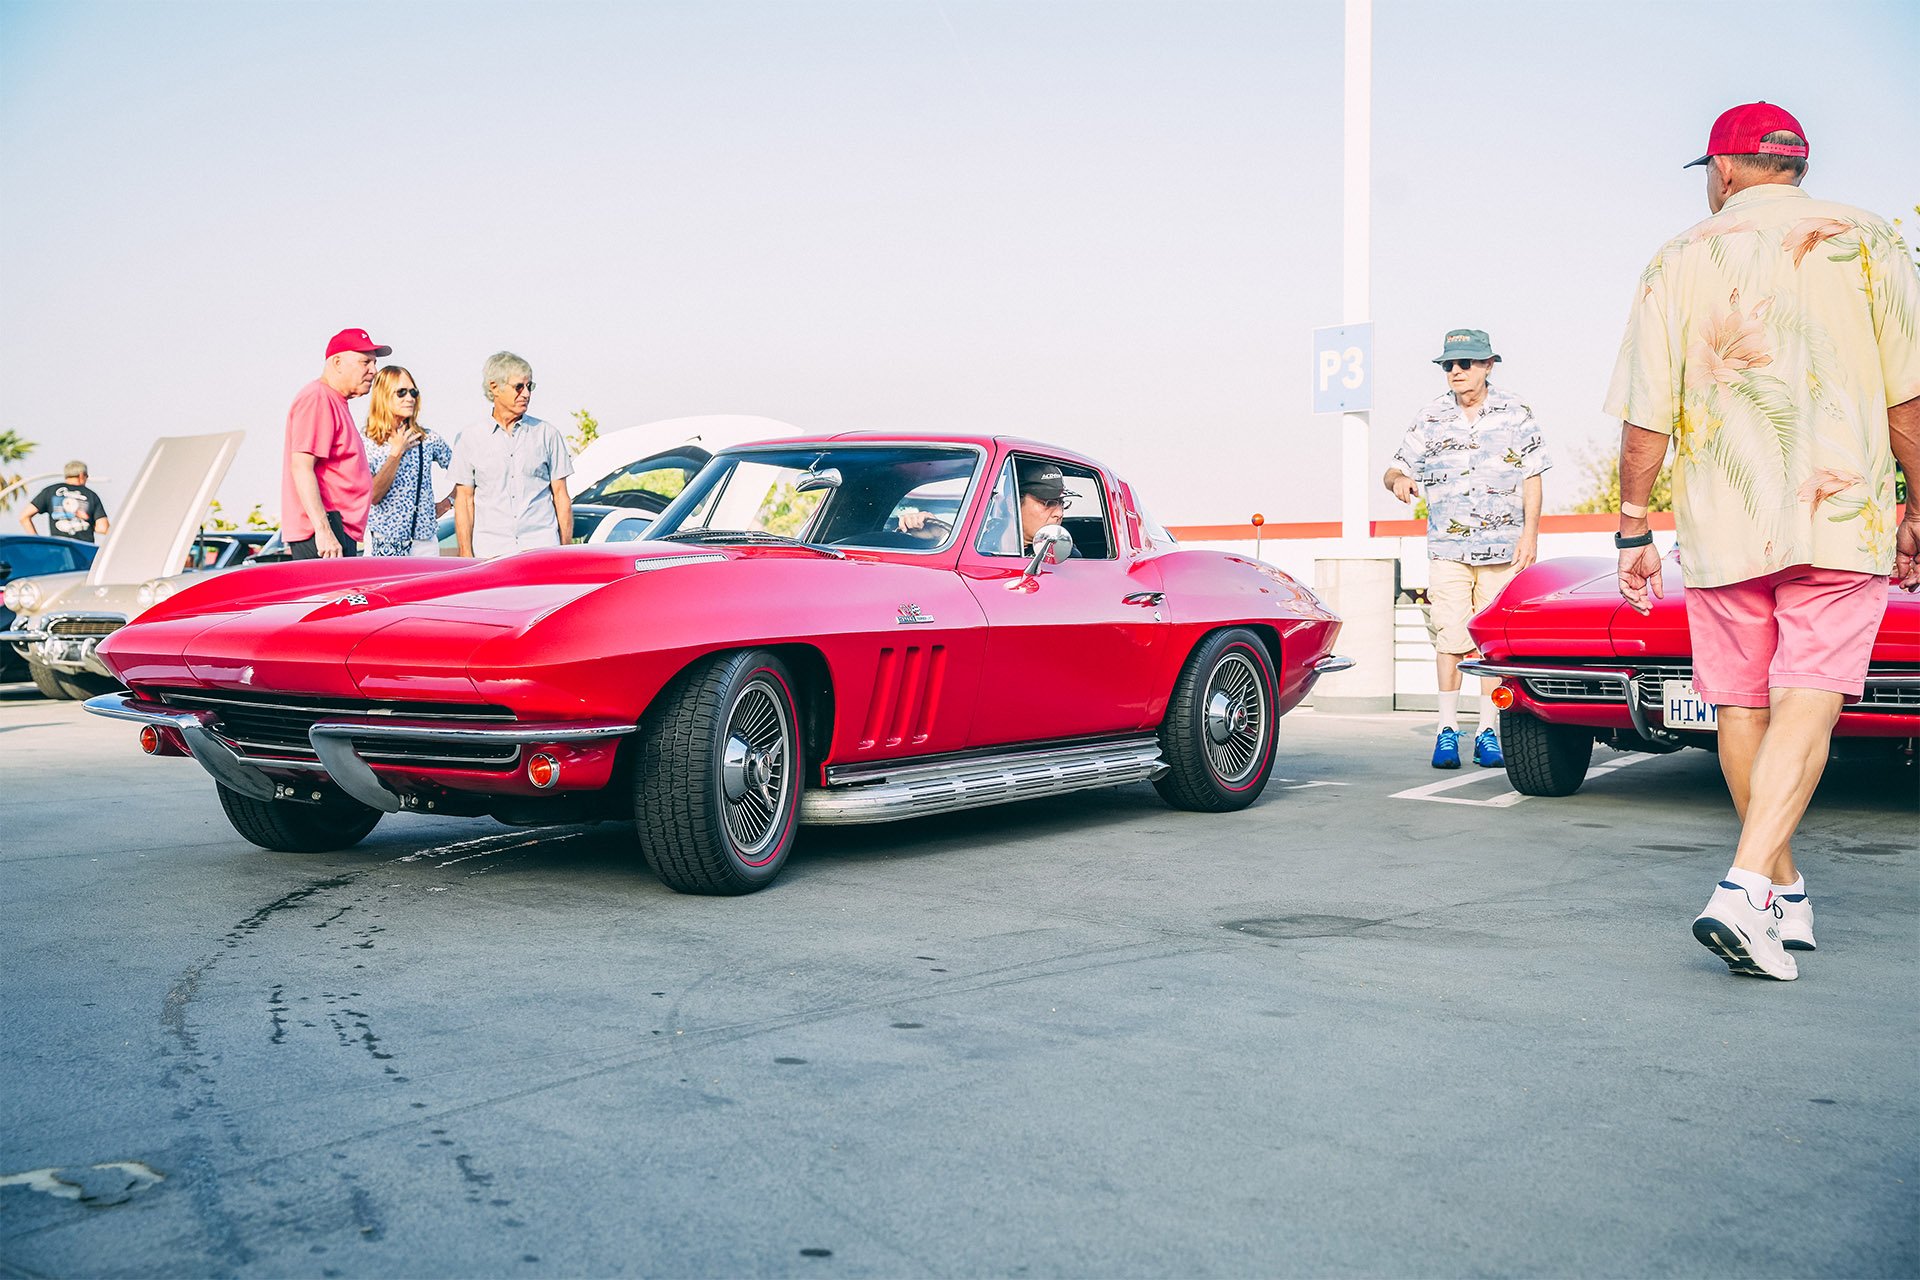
left=1341, top=0, right=1370, bottom=544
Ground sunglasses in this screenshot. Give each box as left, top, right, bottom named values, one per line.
left=504, top=381, right=535, bottom=394
left=1441, top=359, right=1482, bottom=372
left=392, top=387, right=420, bottom=399
left=1025, top=493, right=1072, bottom=511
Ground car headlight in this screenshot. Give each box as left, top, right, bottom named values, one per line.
left=136, top=578, right=177, bottom=608
left=3, top=579, right=39, bottom=612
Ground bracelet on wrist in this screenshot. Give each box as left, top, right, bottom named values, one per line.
left=1614, top=530, right=1655, bottom=550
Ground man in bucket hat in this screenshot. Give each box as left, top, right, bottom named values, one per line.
left=1608, top=101, right=1920, bottom=981
left=1385, top=328, right=1549, bottom=769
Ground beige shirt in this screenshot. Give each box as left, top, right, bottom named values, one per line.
left=1604, top=183, right=1920, bottom=587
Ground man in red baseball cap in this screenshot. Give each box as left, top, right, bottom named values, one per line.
left=1606, top=101, right=1920, bottom=982
left=280, top=328, right=392, bottom=558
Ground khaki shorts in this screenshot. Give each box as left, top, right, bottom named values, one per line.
left=1427, top=559, right=1518, bottom=655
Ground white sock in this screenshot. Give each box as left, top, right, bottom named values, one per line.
left=1724, top=865, right=1773, bottom=906
left=1774, top=874, right=1806, bottom=899
left=1438, top=689, right=1460, bottom=732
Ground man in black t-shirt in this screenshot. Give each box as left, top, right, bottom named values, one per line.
left=19, top=461, right=111, bottom=542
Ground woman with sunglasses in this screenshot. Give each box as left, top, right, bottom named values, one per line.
left=361, top=366, right=452, bottom=557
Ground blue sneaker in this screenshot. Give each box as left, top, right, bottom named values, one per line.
left=1473, top=728, right=1504, bottom=768
left=1431, top=727, right=1461, bottom=769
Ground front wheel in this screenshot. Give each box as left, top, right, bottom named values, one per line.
left=1500, top=708, right=1595, bottom=796
left=27, top=659, right=68, bottom=700
left=216, top=783, right=384, bottom=852
left=634, top=650, right=804, bottom=895
left=1154, top=628, right=1279, bottom=812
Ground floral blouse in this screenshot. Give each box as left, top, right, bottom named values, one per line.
left=362, top=431, right=452, bottom=555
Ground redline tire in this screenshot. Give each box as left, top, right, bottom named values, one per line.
left=1500, top=708, right=1595, bottom=796
left=215, top=783, right=383, bottom=852
left=635, top=650, right=804, bottom=895
left=1154, top=628, right=1279, bottom=812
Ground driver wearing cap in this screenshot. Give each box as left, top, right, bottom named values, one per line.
left=977, top=460, right=1081, bottom=558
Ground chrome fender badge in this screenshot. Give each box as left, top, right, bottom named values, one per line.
left=896, top=603, right=934, bottom=625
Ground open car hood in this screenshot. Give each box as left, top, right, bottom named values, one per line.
left=86, top=432, right=244, bottom=587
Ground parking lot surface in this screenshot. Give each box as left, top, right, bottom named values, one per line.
left=2, top=687, right=1915, bottom=1278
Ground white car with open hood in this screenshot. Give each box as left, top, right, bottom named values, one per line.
left=1, top=432, right=244, bottom=698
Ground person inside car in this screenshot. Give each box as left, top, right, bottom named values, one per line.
left=973, top=460, right=1081, bottom=558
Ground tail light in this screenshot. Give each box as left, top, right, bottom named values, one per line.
left=139, top=725, right=161, bottom=754
left=527, top=753, right=559, bottom=789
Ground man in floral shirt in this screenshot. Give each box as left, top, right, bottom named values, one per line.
left=1608, top=101, right=1920, bottom=981
left=1386, top=328, right=1548, bottom=770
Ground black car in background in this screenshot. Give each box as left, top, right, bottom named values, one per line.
left=0, top=534, right=99, bottom=684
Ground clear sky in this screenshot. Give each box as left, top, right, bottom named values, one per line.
left=2, top=0, right=1916, bottom=530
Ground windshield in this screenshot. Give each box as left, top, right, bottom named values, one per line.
left=645, top=445, right=983, bottom=552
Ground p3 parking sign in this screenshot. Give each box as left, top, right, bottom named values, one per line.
left=1312, top=324, right=1373, bottom=414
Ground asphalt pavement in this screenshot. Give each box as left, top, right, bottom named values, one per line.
left=2, top=685, right=1915, bottom=1278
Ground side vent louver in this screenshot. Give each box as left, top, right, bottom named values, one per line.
left=858, top=645, right=946, bottom=750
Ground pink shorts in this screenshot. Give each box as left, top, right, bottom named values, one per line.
left=1686, top=565, right=1887, bottom=708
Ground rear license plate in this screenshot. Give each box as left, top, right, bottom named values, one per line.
left=1663, top=679, right=1718, bottom=732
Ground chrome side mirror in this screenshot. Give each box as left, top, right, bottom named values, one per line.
left=1025, top=524, right=1073, bottom=575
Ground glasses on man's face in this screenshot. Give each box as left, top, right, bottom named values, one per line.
left=505, top=381, right=534, bottom=395
left=1027, top=493, right=1071, bottom=511
left=1442, top=359, right=1481, bottom=373
left=393, top=387, right=420, bottom=399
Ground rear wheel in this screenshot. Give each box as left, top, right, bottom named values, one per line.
left=1154, top=628, right=1279, bottom=812
left=1500, top=709, right=1595, bottom=796
left=216, top=783, right=384, bottom=852
left=635, top=650, right=804, bottom=895
left=28, top=659, right=67, bottom=700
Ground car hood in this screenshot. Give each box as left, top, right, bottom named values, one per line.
left=86, top=432, right=245, bottom=587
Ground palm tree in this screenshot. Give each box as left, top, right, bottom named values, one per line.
left=0, top=428, right=36, bottom=515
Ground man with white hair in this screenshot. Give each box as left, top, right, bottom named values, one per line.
left=450, top=351, right=572, bottom=558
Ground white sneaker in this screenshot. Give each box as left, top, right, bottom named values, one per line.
left=1776, top=892, right=1816, bottom=951
left=1692, top=882, right=1798, bottom=980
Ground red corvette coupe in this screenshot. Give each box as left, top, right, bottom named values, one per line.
left=1462, top=554, right=1918, bottom=796
left=87, top=434, right=1349, bottom=893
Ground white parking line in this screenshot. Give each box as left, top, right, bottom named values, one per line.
left=1390, top=751, right=1659, bottom=808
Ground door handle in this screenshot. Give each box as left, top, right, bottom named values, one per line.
left=1122, top=592, right=1164, bottom=606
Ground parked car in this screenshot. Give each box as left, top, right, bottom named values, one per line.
left=1, top=431, right=244, bottom=698
left=87, top=433, right=1350, bottom=895
left=1462, top=554, right=1919, bottom=796
left=0, top=534, right=100, bottom=687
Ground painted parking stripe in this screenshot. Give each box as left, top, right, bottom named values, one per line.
left=1390, top=751, right=1659, bottom=808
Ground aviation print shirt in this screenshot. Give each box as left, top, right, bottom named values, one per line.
left=1391, top=386, right=1550, bottom=564
left=1604, top=183, right=1920, bottom=588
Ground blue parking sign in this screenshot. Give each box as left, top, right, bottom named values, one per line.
left=1313, top=324, right=1373, bottom=413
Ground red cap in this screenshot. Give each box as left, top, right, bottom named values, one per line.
left=1684, top=101, right=1808, bottom=168
left=324, top=328, right=392, bottom=359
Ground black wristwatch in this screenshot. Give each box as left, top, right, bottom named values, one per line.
left=1614, top=530, right=1655, bottom=550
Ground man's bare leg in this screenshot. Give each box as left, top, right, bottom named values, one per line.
left=1714, top=705, right=1794, bottom=885
left=1729, top=688, right=1843, bottom=885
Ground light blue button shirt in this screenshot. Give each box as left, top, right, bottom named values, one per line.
left=1391, top=386, right=1550, bottom=565
left=449, top=415, right=574, bottom=557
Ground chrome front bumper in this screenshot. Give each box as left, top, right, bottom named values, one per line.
left=1458, top=659, right=1669, bottom=743
left=84, top=693, right=634, bottom=812
left=2, top=612, right=125, bottom=677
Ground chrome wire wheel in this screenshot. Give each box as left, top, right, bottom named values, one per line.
left=719, top=677, right=794, bottom=860
left=1201, top=651, right=1267, bottom=786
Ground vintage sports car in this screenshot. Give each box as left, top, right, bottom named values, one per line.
left=87, top=433, right=1350, bottom=894
left=2, top=431, right=246, bottom=698
left=1462, top=554, right=1918, bottom=796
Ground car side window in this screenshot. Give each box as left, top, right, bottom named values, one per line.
left=972, top=456, right=1115, bottom=560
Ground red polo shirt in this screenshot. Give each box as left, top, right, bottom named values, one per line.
left=279, top=378, right=371, bottom=542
